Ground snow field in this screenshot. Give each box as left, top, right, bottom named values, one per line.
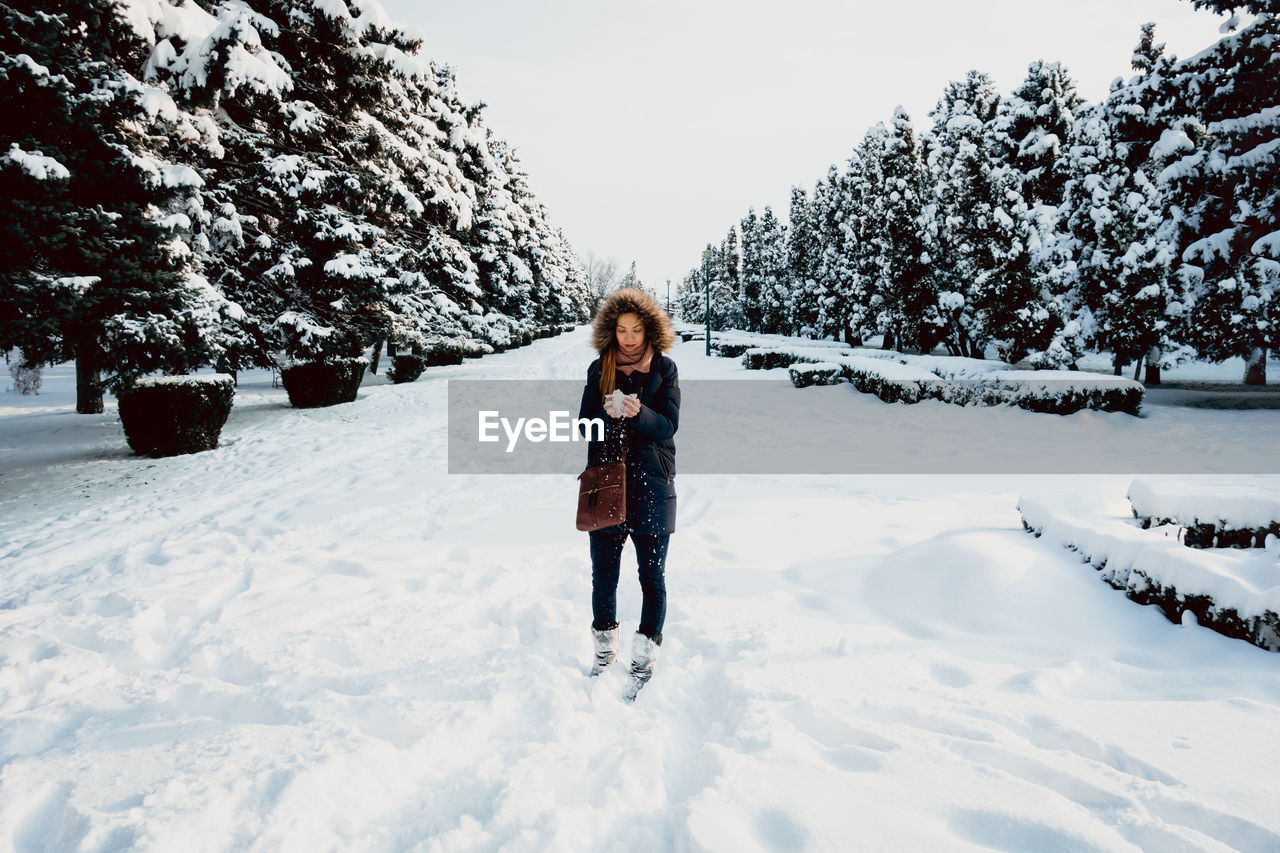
left=1, top=328, right=1279, bottom=850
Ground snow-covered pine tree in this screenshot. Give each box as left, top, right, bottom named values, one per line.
left=1058, top=26, right=1184, bottom=382
left=134, top=0, right=424, bottom=364
left=675, top=265, right=705, bottom=326
left=738, top=208, right=765, bottom=332
left=786, top=185, right=822, bottom=338
left=716, top=226, right=745, bottom=329
left=807, top=167, right=846, bottom=341
left=757, top=205, right=790, bottom=335
left=1156, top=8, right=1278, bottom=384
left=842, top=134, right=888, bottom=346
left=961, top=157, right=1066, bottom=365
left=0, top=0, right=237, bottom=412
left=874, top=107, right=942, bottom=353
left=1063, top=108, right=1177, bottom=377
left=991, top=59, right=1084, bottom=209
left=925, top=70, right=1002, bottom=358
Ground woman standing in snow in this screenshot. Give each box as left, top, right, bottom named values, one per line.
left=577, top=288, right=680, bottom=699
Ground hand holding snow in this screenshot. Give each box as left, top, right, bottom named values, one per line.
left=603, top=388, right=635, bottom=418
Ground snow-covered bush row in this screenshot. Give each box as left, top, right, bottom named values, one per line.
left=752, top=343, right=1145, bottom=414
left=674, top=12, right=1279, bottom=386
left=1018, top=495, right=1280, bottom=652
left=843, top=359, right=1145, bottom=414
left=1128, top=478, right=1280, bottom=549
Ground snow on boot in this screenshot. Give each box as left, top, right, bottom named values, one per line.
left=590, top=624, right=620, bottom=676
left=623, top=632, right=660, bottom=702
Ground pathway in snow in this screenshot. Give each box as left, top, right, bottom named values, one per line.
left=2, top=330, right=1279, bottom=851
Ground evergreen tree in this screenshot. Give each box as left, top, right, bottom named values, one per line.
left=130, top=0, right=587, bottom=367
left=0, top=0, right=237, bottom=412
left=925, top=70, right=1003, bottom=357
left=716, top=226, right=745, bottom=329
left=809, top=166, right=848, bottom=340
left=1157, top=10, right=1278, bottom=383
left=992, top=60, right=1084, bottom=208
left=757, top=205, right=791, bottom=335
left=1063, top=109, right=1177, bottom=377
left=842, top=135, right=887, bottom=346
left=874, top=107, right=941, bottom=353
left=738, top=207, right=764, bottom=331
left=786, top=184, right=822, bottom=338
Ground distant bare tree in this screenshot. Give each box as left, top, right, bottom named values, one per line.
left=584, top=251, right=620, bottom=310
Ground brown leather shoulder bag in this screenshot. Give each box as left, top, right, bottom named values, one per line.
left=576, top=419, right=629, bottom=532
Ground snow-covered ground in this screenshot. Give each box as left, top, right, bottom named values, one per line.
left=2, top=329, right=1279, bottom=852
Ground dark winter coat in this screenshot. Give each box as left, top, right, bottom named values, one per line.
left=577, top=353, right=680, bottom=535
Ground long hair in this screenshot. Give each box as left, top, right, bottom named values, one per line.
left=590, top=288, right=675, bottom=396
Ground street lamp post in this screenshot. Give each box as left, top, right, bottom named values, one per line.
left=702, top=247, right=713, bottom=357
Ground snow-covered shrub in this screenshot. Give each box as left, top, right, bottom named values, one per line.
left=117, top=375, right=235, bottom=458
left=386, top=354, right=426, bottom=384
left=710, top=342, right=753, bottom=358
left=742, top=345, right=854, bottom=371
left=743, top=349, right=801, bottom=371
left=788, top=363, right=846, bottom=388
left=425, top=340, right=465, bottom=366
left=841, top=358, right=939, bottom=404
left=1128, top=478, right=1280, bottom=549
left=1019, top=495, right=1280, bottom=652
left=280, top=357, right=367, bottom=408
left=6, top=351, right=41, bottom=394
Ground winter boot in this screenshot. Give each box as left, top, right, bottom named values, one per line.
left=590, top=624, right=620, bottom=676
left=623, top=632, right=661, bottom=702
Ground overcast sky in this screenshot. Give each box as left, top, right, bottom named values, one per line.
left=380, top=0, right=1238, bottom=292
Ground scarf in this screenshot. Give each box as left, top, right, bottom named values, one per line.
left=615, top=341, right=653, bottom=376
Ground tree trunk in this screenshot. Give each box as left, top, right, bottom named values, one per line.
left=882, top=330, right=895, bottom=351
left=387, top=341, right=398, bottom=359
left=841, top=319, right=855, bottom=347
left=1132, top=355, right=1144, bottom=381
left=75, top=346, right=104, bottom=414
left=1144, top=344, right=1162, bottom=385
left=214, top=356, right=238, bottom=386
left=369, top=339, right=384, bottom=374
left=1113, top=353, right=1123, bottom=376
left=1068, top=361, right=1079, bottom=371
left=1244, top=347, right=1266, bottom=386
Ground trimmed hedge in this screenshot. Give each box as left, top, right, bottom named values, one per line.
left=1019, top=496, right=1280, bottom=653
left=1127, top=478, right=1280, bottom=549
left=425, top=343, right=465, bottom=366
left=788, top=362, right=846, bottom=388
left=387, top=354, right=426, bottom=384
left=710, top=341, right=754, bottom=358
left=118, top=374, right=235, bottom=458
left=281, top=358, right=366, bottom=408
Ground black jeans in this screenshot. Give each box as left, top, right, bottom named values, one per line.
left=589, top=529, right=669, bottom=641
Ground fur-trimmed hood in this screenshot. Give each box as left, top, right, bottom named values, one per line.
left=590, top=288, right=676, bottom=355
